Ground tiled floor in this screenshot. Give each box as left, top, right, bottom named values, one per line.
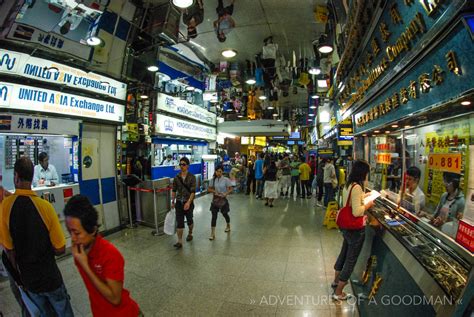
left=0, top=193, right=359, bottom=317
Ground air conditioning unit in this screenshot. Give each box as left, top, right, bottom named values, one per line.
left=144, top=3, right=180, bottom=45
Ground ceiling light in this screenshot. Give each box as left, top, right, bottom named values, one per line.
left=318, top=44, right=333, bottom=54
left=277, top=119, right=282, bottom=122
left=317, top=79, right=328, bottom=88
left=140, top=95, right=148, bottom=99
left=309, top=105, right=317, bottom=109
left=185, top=86, right=195, bottom=91
left=246, top=79, right=256, bottom=85
left=405, top=125, right=411, bottom=129
left=273, top=113, right=278, bottom=116
left=385, top=131, right=390, bottom=134
left=374, top=130, right=380, bottom=133
left=221, top=49, right=237, bottom=58
left=362, top=134, right=367, bottom=137
left=391, top=124, right=399, bottom=128
left=461, top=100, right=471, bottom=106
left=147, top=65, right=159, bottom=72
left=309, top=67, right=321, bottom=75
left=267, top=106, right=274, bottom=110
left=172, top=0, right=193, bottom=8
left=309, top=113, right=315, bottom=117
left=259, top=95, right=267, bottom=100
left=311, top=95, right=319, bottom=99
left=86, top=36, right=102, bottom=46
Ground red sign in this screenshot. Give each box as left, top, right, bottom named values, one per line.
left=456, top=220, right=474, bottom=253
left=376, top=153, right=392, bottom=165
left=376, top=144, right=392, bottom=151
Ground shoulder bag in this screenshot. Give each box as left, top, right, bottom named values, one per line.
left=336, top=184, right=365, bottom=230
left=211, top=178, right=228, bottom=209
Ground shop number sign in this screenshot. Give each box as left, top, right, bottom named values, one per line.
left=376, top=153, right=391, bottom=165
left=427, top=153, right=461, bottom=174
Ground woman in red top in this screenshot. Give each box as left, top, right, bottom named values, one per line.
left=64, top=195, right=141, bottom=316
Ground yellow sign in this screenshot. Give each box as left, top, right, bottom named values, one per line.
left=428, top=153, right=462, bottom=174
left=376, top=153, right=392, bottom=164
left=255, top=136, right=266, bottom=147
left=323, top=202, right=339, bottom=230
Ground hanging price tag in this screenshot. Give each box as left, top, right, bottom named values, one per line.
left=427, top=153, right=462, bottom=173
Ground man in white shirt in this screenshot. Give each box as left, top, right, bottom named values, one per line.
left=161, top=155, right=175, bottom=166
left=33, top=152, right=59, bottom=187
left=402, top=166, right=426, bottom=214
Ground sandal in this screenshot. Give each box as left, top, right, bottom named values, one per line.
left=209, top=235, right=215, bottom=241
left=173, top=242, right=182, bottom=249
left=331, top=282, right=338, bottom=289
left=332, top=293, right=350, bottom=301
left=186, top=235, right=193, bottom=241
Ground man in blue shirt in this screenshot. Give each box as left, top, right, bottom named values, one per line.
left=254, top=153, right=265, bottom=199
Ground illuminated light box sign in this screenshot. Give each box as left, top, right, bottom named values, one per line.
left=427, top=153, right=462, bottom=174
left=155, top=114, right=216, bottom=141
left=0, top=49, right=127, bottom=100
left=0, top=113, right=80, bottom=135
left=157, top=93, right=216, bottom=126
left=376, top=153, right=392, bottom=165
left=0, top=82, right=125, bottom=123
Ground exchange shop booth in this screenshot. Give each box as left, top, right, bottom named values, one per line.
left=332, top=3, right=474, bottom=315
left=0, top=48, right=127, bottom=246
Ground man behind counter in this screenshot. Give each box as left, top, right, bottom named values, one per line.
left=33, top=152, right=59, bottom=187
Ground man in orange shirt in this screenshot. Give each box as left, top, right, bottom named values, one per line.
left=64, top=195, right=141, bottom=316
left=0, top=157, right=73, bottom=316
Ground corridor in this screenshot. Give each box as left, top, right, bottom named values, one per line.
left=1, top=193, right=358, bottom=316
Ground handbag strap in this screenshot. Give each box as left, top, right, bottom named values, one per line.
left=176, top=174, right=192, bottom=194
left=345, top=183, right=358, bottom=208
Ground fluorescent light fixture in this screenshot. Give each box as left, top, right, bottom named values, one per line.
left=374, top=130, right=380, bottom=133
left=267, top=106, right=274, bottom=110
left=461, top=100, right=471, bottom=106
left=147, top=65, right=159, bottom=72
left=405, top=125, right=411, bottom=129
left=309, top=67, right=321, bottom=75
left=140, top=95, right=148, bottom=99
left=320, top=110, right=330, bottom=123
left=385, top=131, right=390, bottom=134
left=317, top=79, right=328, bottom=88
left=277, top=119, right=282, bottom=121
left=311, top=95, right=319, bottom=99
left=309, top=113, right=315, bottom=116
left=172, top=0, right=193, bottom=8
left=273, top=113, right=278, bottom=116
left=318, top=44, right=333, bottom=54
left=309, top=105, right=317, bottom=109
left=246, top=79, right=256, bottom=85
left=86, top=36, right=102, bottom=46
left=221, top=49, right=237, bottom=58
left=391, top=124, right=399, bottom=128
left=259, top=95, right=267, bottom=100
left=185, top=86, right=195, bottom=91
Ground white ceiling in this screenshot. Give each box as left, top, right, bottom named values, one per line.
left=171, top=0, right=328, bottom=64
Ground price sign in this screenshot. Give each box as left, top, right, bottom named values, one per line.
left=427, top=153, right=462, bottom=173
left=376, top=153, right=392, bottom=165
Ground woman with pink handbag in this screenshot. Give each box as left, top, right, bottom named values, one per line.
left=332, top=160, right=374, bottom=301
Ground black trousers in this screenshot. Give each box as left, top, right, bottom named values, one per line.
left=334, top=229, right=365, bottom=282
left=210, top=202, right=230, bottom=227
left=216, top=0, right=234, bottom=16
left=290, top=176, right=300, bottom=196
left=300, top=180, right=310, bottom=197
left=246, top=176, right=256, bottom=194
left=317, top=180, right=324, bottom=202
left=175, top=200, right=194, bottom=229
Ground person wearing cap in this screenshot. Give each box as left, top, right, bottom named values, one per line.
left=182, top=0, right=204, bottom=39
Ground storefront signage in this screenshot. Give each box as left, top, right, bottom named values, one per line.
left=338, top=0, right=453, bottom=114
left=456, top=220, right=474, bottom=253
left=157, top=93, right=216, bottom=126
left=0, top=114, right=79, bottom=135
left=337, top=118, right=353, bottom=146
left=0, top=49, right=127, bottom=100
left=0, top=82, right=125, bottom=123
left=427, top=153, right=462, bottom=174
left=376, top=153, right=392, bottom=165
left=7, top=23, right=92, bottom=61
left=310, top=128, right=318, bottom=144
left=354, top=21, right=474, bottom=133
left=154, top=114, right=216, bottom=141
